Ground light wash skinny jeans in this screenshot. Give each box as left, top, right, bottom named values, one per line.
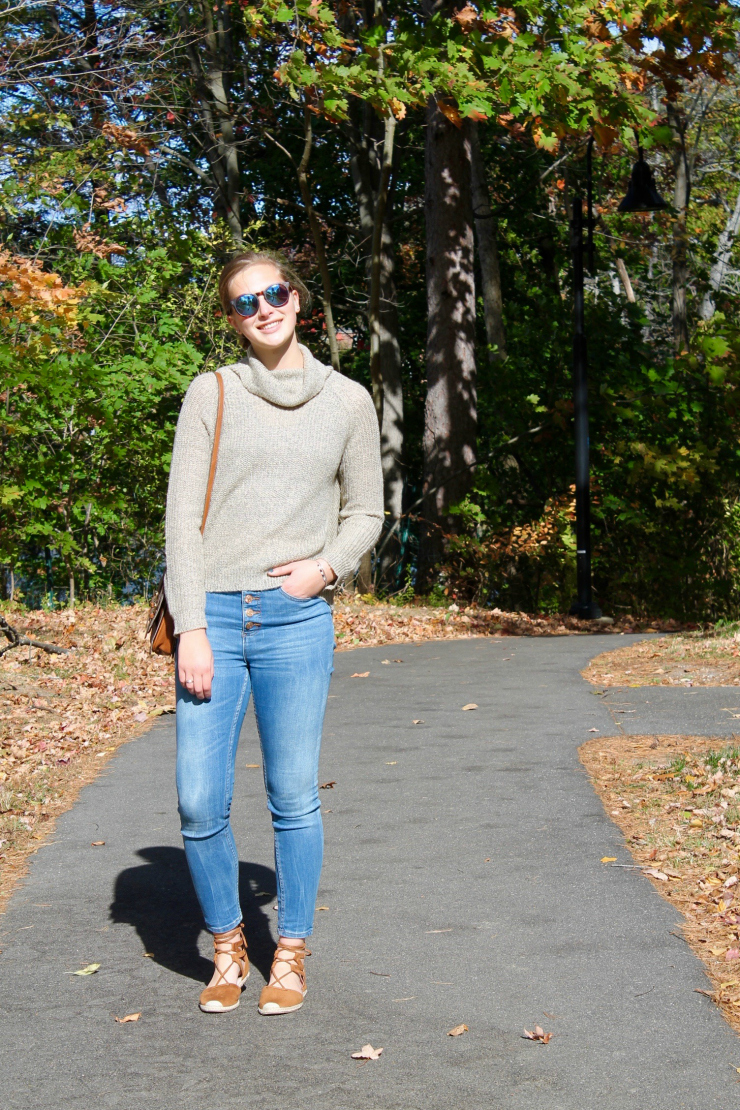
left=175, top=588, right=334, bottom=938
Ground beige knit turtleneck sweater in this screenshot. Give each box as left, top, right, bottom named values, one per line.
left=165, top=345, right=384, bottom=635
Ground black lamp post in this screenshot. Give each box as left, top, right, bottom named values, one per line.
left=569, top=138, right=667, bottom=620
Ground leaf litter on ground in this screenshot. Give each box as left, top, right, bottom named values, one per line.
left=71, top=963, right=100, bottom=976
left=447, top=1023, right=468, bottom=1036
left=351, top=1044, right=383, bottom=1060
left=581, top=732, right=740, bottom=1037
left=523, top=1025, right=553, bottom=1043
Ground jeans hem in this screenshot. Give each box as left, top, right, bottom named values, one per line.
left=277, top=928, right=313, bottom=939
left=205, top=913, right=243, bottom=936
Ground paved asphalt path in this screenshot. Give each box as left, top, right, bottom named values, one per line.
left=2, top=633, right=740, bottom=1110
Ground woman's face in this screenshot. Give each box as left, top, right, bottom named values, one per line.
left=227, top=263, right=300, bottom=355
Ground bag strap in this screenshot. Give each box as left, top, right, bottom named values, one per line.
left=200, top=370, right=224, bottom=535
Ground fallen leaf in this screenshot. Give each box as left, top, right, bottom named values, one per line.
left=727, top=948, right=740, bottom=961
left=426, top=928, right=453, bottom=933
left=320, top=780, right=336, bottom=789
left=643, top=868, right=669, bottom=881
left=588, top=728, right=600, bottom=733
left=71, top=963, right=100, bottom=976
left=690, top=817, right=703, bottom=828
left=448, top=1023, right=468, bottom=1036
left=412, top=719, right=423, bottom=724
left=461, top=703, right=478, bottom=711
left=601, top=856, right=617, bottom=863
left=351, top=672, right=370, bottom=678
left=91, top=841, right=105, bottom=847
left=381, top=659, right=391, bottom=664
left=317, top=905, right=329, bottom=911
left=369, top=971, right=391, bottom=977
left=245, top=763, right=260, bottom=768
left=523, top=1025, right=553, bottom=1043
left=386, top=760, right=397, bottom=764
left=351, top=1044, right=383, bottom=1060
left=115, top=1012, right=141, bottom=1023
left=142, top=952, right=154, bottom=958
left=133, top=712, right=148, bottom=723
left=393, top=659, right=403, bottom=663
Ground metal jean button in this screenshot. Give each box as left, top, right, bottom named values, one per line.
left=245, top=608, right=255, bottom=616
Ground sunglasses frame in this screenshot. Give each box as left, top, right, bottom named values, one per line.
left=229, top=282, right=293, bottom=318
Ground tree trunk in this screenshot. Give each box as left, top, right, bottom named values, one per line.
left=418, top=96, right=478, bottom=586
left=468, top=121, right=506, bottom=361
left=345, top=102, right=405, bottom=588
left=700, top=184, right=740, bottom=321
left=377, top=216, right=404, bottom=585
left=295, top=108, right=341, bottom=372
left=177, top=0, right=243, bottom=243
left=669, top=105, right=691, bottom=353
left=368, top=114, right=397, bottom=423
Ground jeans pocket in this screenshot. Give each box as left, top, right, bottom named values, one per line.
left=279, top=586, right=316, bottom=603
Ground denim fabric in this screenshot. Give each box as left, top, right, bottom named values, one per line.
left=175, top=588, right=334, bottom=937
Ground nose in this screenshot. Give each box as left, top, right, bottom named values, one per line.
left=256, top=293, right=274, bottom=317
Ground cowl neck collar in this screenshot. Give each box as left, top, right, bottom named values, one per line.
left=234, top=344, right=332, bottom=408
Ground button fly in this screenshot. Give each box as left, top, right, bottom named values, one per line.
left=245, top=608, right=255, bottom=616
left=245, top=621, right=255, bottom=629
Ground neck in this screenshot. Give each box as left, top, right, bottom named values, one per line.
left=249, top=333, right=303, bottom=372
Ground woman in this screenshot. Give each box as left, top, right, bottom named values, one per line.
left=165, top=250, right=383, bottom=1015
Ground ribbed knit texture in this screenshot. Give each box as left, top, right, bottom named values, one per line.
left=165, top=345, right=384, bottom=635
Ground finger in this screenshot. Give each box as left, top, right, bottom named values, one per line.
left=267, top=563, right=293, bottom=576
left=193, top=674, right=206, bottom=700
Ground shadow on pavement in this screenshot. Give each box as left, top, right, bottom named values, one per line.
left=109, top=846, right=277, bottom=983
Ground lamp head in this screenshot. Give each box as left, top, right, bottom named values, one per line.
left=617, top=148, right=668, bottom=213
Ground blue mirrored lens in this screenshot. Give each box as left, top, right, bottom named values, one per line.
left=233, top=294, right=259, bottom=317
left=264, top=283, right=290, bottom=307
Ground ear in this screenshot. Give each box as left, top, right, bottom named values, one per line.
left=292, top=288, right=301, bottom=314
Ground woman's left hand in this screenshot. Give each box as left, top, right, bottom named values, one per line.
left=268, top=559, right=337, bottom=598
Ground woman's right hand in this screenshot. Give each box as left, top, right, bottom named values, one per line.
left=177, top=628, right=214, bottom=700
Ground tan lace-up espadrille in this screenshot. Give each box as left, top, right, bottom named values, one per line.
left=199, top=923, right=249, bottom=1013
left=257, top=940, right=310, bottom=1015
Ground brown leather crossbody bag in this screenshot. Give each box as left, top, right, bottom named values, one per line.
left=146, top=370, right=225, bottom=656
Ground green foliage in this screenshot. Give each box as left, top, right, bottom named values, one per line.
left=1, top=0, right=740, bottom=617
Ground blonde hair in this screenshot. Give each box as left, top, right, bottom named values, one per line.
left=218, top=250, right=312, bottom=317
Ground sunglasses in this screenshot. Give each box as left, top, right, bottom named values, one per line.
left=229, top=282, right=292, bottom=318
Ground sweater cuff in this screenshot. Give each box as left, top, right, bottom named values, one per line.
left=319, top=546, right=359, bottom=586
left=172, top=611, right=208, bottom=637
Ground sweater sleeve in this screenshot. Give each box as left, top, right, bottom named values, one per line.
left=321, top=384, right=384, bottom=585
left=164, top=373, right=220, bottom=635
